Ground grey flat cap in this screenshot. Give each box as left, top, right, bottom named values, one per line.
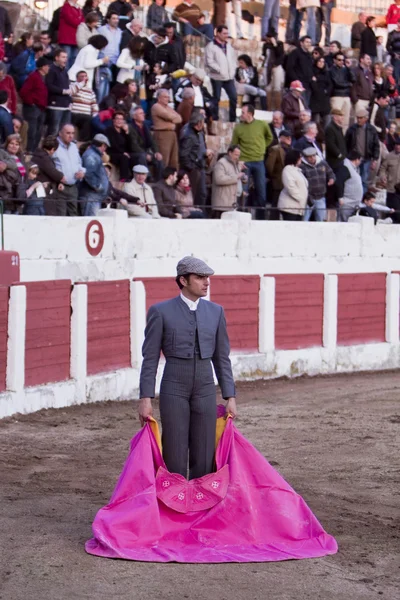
left=93, top=133, right=110, bottom=146
left=302, top=146, right=317, bottom=156
left=133, top=164, right=149, bottom=174
left=176, top=256, right=215, bottom=277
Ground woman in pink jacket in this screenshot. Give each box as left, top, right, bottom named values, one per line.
left=58, top=0, right=84, bottom=68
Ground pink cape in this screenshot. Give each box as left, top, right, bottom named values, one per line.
left=85, top=414, right=338, bottom=563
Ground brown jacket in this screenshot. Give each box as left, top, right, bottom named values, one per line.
left=378, top=151, right=400, bottom=193
left=151, top=102, right=182, bottom=131
left=211, top=155, right=241, bottom=211
left=350, top=66, right=374, bottom=104
left=281, top=91, right=307, bottom=130
left=266, top=145, right=286, bottom=191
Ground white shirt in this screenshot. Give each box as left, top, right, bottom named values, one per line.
left=180, top=293, right=200, bottom=311
left=193, top=85, right=204, bottom=108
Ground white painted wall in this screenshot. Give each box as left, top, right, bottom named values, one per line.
left=4, top=211, right=400, bottom=283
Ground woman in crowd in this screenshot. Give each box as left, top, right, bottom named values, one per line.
left=17, top=163, right=48, bottom=216
left=146, top=0, right=169, bottom=32
left=2, top=134, right=26, bottom=213
left=372, top=62, right=393, bottom=99
left=82, top=0, right=103, bottom=22
left=9, top=36, right=39, bottom=89
left=360, top=15, right=377, bottom=60
left=174, top=170, right=205, bottom=218
left=310, top=55, right=332, bottom=133
left=386, top=121, right=398, bottom=152
left=116, top=36, right=146, bottom=85
left=102, top=79, right=141, bottom=114
left=12, top=32, right=33, bottom=57
left=76, top=11, right=100, bottom=49
left=278, top=149, right=308, bottom=221
left=234, top=54, right=267, bottom=110
left=68, top=34, right=109, bottom=89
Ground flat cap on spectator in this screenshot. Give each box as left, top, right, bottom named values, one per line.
left=302, top=147, right=317, bottom=157
left=290, top=80, right=305, bottom=92
left=36, top=57, right=52, bottom=68
left=133, top=164, right=149, bottom=174
left=193, top=68, right=206, bottom=81
left=279, top=129, right=292, bottom=138
left=356, top=108, right=369, bottom=118
left=176, top=256, right=215, bottom=277
left=93, top=133, right=110, bottom=146
left=331, top=108, right=344, bottom=116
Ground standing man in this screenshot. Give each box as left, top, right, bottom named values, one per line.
left=378, top=136, right=400, bottom=222
left=329, top=51, right=356, bottom=132
left=139, top=256, right=237, bottom=480
left=325, top=108, right=346, bottom=170
left=80, top=133, right=110, bottom=216
left=52, top=123, right=86, bottom=216
left=98, top=11, right=122, bottom=81
left=345, top=108, right=380, bottom=193
left=316, top=0, right=334, bottom=47
left=335, top=150, right=363, bottom=221
left=179, top=111, right=213, bottom=207
left=294, top=121, right=323, bottom=157
left=300, top=146, right=335, bottom=221
left=281, top=81, right=308, bottom=133
left=130, top=105, right=163, bottom=181
left=284, top=35, right=313, bottom=104
left=261, top=0, right=280, bottom=39
left=19, top=57, right=51, bottom=153
left=231, top=103, right=272, bottom=220
left=46, top=48, right=73, bottom=136
left=351, top=12, right=367, bottom=51
left=266, top=129, right=293, bottom=219
left=151, top=88, right=182, bottom=169
left=386, top=19, right=400, bottom=82
left=204, top=25, right=237, bottom=123
left=350, top=53, right=373, bottom=115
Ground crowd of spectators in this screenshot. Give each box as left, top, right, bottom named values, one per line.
left=0, top=0, right=399, bottom=222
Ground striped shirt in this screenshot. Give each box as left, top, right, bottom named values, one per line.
left=70, top=87, right=99, bottom=116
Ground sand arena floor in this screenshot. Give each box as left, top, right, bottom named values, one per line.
left=1, top=372, right=399, bottom=600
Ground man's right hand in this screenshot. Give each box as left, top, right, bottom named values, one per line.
left=0, top=161, right=7, bottom=173
left=139, top=397, right=153, bottom=426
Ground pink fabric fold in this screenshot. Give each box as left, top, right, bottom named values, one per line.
left=85, top=416, right=338, bottom=563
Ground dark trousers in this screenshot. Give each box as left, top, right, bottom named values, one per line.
left=23, top=105, right=46, bottom=152
left=132, top=151, right=163, bottom=182
left=47, top=109, right=71, bottom=137
left=386, top=191, right=400, bottom=224
left=45, top=184, right=78, bottom=216
left=281, top=211, right=302, bottom=221
left=159, top=355, right=217, bottom=480
left=188, top=168, right=207, bottom=207
left=244, top=160, right=267, bottom=220
left=71, top=113, right=92, bottom=141
left=211, top=79, right=237, bottom=122
left=110, top=152, right=137, bottom=180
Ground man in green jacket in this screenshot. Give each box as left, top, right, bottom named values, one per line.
left=231, top=104, right=272, bottom=219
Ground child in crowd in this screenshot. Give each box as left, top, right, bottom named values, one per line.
left=18, top=164, right=48, bottom=215
left=358, top=191, right=395, bottom=224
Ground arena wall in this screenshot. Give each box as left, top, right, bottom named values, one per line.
left=1, top=211, right=400, bottom=418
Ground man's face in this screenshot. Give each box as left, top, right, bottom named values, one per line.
left=272, top=112, right=283, bottom=128
left=280, top=135, right=292, bottom=147
left=165, top=26, right=174, bottom=39
left=333, top=114, right=344, bottom=127
left=360, top=12, right=367, bottom=24
left=334, top=54, right=345, bottom=68
left=241, top=106, right=252, bottom=123
left=0, top=69, right=5, bottom=81
left=134, top=173, right=147, bottom=185
left=158, top=91, right=169, bottom=105
left=40, top=34, right=50, bottom=47
left=60, top=125, right=75, bottom=145
left=132, top=22, right=143, bottom=35
left=114, top=114, right=125, bottom=128
left=154, top=34, right=164, bottom=45
left=56, top=52, right=68, bottom=68
left=13, top=119, right=21, bottom=133
left=191, top=74, right=202, bottom=87
left=307, top=125, right=317, bottom=140
left=181, top=274, right=209, bottom=299
left=109, top=15, right=119, bottom=28
left=357, top=116, right=368, bottom=127
left=306, top=154, right=317, bottom=165
left=361, top=54, right=371, bottom=69
left=299, top=111, right=310, bottom=124
left=329, top=42, right=339, bottom=54
left=301, top=37, right=312, bottom=52
left=168, top=172, right=178, bottom=185
left=229, top=148, right=241, bottom=163
left=378, top=97, right=390, bottom=108
left=41, top=64, right=50, bottom=76
left=134, top=108, right=145, bottom=123
left=217, top=28, right=229, bottom=43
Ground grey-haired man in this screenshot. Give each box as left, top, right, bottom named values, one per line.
left=139, top=256, right=237, bottom=480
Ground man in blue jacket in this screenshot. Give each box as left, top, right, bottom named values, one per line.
left=0, top=90, right=13, bottom=144
left=80, top=134, right=110, bottom=216
left=139, top=256, right=237, bottom=480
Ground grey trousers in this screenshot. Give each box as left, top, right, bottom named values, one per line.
left=159, top=355, right=217, bottom=480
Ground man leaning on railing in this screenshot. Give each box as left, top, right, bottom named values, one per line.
left=172, top=0, right=214, bottom=40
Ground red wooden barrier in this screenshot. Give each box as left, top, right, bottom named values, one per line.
left=273, top=274, right=324, bottom=350
left=0, top=286, right=9, bottom=391
left=86, top=280, right=130, bottom=375
left=17, top=280, right=71, bottom=387
left=210, top=276, right=260, bottom=351
left=337, top=273, right=386, bottom=345
left=135, top=277, right=177, bottom=312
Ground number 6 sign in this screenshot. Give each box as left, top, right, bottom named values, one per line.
left=85, top=220, right=105, bottom=256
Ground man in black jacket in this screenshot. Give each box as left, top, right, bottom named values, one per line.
left=129, top=105, right=163, bottom=181
left=164, top=22, right=186, bottom=70
left=32, top=135, right=65, bottom=214
left=387, top=19, right=400, bottom=82
left=45, top=48, right=73, bottom=136
left=370, top=93, right=390, bottom=143
left=108, top=0, right=138, bottom=30
left=179, top=112, right=213, bottom=206
left=345, top=107, right=380, bottom=192
left=325, top=108, right=346, bottom=170
left=284, top=36, right=314, bottom=105
left=175, top=69, right=217, bottom=127
left=329, top=51, right=355, bottom=132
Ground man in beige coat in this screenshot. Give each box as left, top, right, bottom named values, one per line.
left=121, top=165, right=161, bottom=218
left=204, top=25, right=237, bottom=122
left=151, top=88, right=182, bottom=169
left=211, top=145, right=246, bottom=216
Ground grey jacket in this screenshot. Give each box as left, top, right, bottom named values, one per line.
left=140, top=296, right=235, bottom=399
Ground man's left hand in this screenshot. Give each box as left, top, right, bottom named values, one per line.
left=225, top=397, right=237, bottom=418
left=155, top=152, right=163, bottom=161
left=327, top=178, right=335, bottom=186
